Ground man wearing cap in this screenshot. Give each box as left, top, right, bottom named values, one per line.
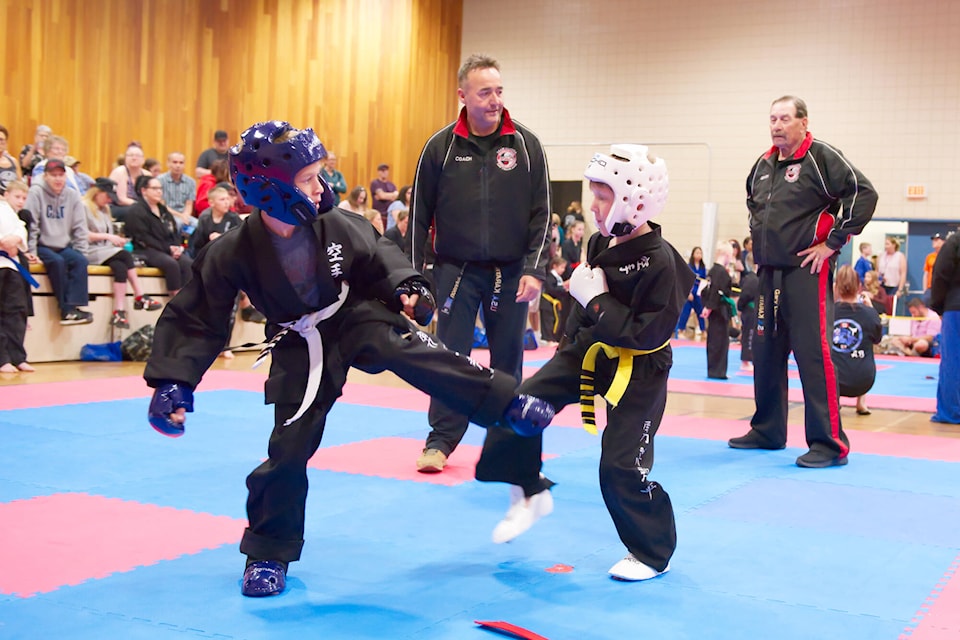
left=924, top=233, right=945, bottom=303
left=64, top=156, right=94, bottom=194
left=195, top=130, right=230, bottom=179
left=370, top=163, right=398, bottom=230
left=24, top=159, right=94, bottom=325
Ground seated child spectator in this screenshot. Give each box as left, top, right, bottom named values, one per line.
left=189, top=186, right=242, bottom=258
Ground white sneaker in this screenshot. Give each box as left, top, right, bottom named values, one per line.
left=608, top=554, right=670, bottom=581
left=491, top=485, right=553, bottom=544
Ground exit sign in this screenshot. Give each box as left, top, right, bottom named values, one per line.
left=905, top=184, right=927, bottom=199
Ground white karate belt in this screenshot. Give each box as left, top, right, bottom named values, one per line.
left=252, top=282, right=350, bottom=426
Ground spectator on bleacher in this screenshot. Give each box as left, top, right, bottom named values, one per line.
left=384, top=208, right=409, bottom=255
left=320, top=152, right=347, bottom=205
left=25, top=159, right=94, bottom=325
left=0, top=125, right=22, bottom=193
left=144, top=158, right=162, bottom=177
left=341, top=186, right=382, bottom=233
left=124, top=175, right=193, bottom=297
left=189, top=186, right=241, bottom=258
left=338, top=185, right=369, bottom=215
left=18, top=124, right=51, bottom=179
left=188, top=184, right=245, bottom=358
left=109, top=144, right=152, bottom=208
left=0, top=180, right=36, bottom=372
left=386, top=185, right=412, bottom=231
left=81, top=177, right=162, bottom=329
left=370, top=163, right=398, bottom=231
left=159, top=152, right=197, bottom=231
left=31, top=136, right=83, bottom=193
left=64, top=156, right=93, bottom=194
left=194, top=159, right=230, bottom=214
left=195, top=130, right=230, bottom=178
left=831, top=265, right=882, bottom=415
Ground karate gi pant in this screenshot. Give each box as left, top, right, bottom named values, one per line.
left=476, top=342, right=677, bottom=572
left=750, top=265, right=849, bottom=457
left=424, top=260, right=528, bottom=456
left=706, top=305, right=730, bottom=379
left=240, top=302, right=518, bottom=564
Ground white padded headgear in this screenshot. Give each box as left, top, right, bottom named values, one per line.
left=583, top=144, right=668, bottom=236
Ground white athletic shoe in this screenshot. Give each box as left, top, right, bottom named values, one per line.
left=608, top=554, right=671, bottom=581
left=491, top=485, right=553, bottom=544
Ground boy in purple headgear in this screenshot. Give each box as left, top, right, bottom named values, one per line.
left=144, top=121, right=555, bottom=597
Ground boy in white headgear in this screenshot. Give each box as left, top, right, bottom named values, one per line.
left=475, top=144, right=694, bottom=581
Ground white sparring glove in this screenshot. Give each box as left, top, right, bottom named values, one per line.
left=569, top=263, right=609, bottom=307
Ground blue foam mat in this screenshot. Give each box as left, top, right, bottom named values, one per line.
left=0, top=390, right=956, bottom=639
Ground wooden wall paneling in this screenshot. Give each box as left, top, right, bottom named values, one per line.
left=0, top=0, right=462, bottom=204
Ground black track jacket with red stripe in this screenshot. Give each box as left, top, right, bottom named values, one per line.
left=408, top=108, right=551, bottom=280
left=746, top=132, right=878, bottom=268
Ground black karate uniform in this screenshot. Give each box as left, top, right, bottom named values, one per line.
left=476, top=223, right=694, bottom=572
left=738, top=271, right=759, bottom=364
left=145, top=209, right=518, bottom=564
left=831, top=301, right=882, bottom=398
left=702, top=263, right=733, bottom=379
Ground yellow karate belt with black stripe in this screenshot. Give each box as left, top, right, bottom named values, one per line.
left=580, top=339, right=671, bottom=435
left=542, top=293, right=561, bottom=335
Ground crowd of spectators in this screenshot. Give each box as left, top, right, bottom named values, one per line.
left=0, top=123, right=429, bottom=369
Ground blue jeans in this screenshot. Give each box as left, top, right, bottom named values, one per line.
left=37, top=246, right=89, bottom=314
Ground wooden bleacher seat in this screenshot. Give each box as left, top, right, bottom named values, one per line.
left=23, top=263, right=266, bottom=363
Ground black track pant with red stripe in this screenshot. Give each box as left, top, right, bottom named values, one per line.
left=749, top=264, right=849, bottom=458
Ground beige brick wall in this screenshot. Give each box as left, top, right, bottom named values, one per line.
left=461, top=0, right=960, bottom=257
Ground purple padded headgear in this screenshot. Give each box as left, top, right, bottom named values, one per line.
left=230, top=120, right=335, bottom=225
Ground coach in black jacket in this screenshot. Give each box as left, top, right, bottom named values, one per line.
left=728, top=96, right=878, bottom=468
left=408, top=54, right=552, bottom=473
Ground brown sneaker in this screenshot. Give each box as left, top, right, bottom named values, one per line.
left=416, top=448, right=447, bottom=473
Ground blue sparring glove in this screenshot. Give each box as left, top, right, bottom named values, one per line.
left=148, top=382, right=194, bottom=438
left=504, top=394, right=556, bottom=437
left=395, top=277, right=436, bottom=326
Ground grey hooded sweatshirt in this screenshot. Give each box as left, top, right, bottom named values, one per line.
left=25, top=177, right=89, bottom=255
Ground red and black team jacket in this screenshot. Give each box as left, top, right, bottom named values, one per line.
left=408, top=108, right=551, bottom=280
left=746, top=131, right=878, bottom=269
